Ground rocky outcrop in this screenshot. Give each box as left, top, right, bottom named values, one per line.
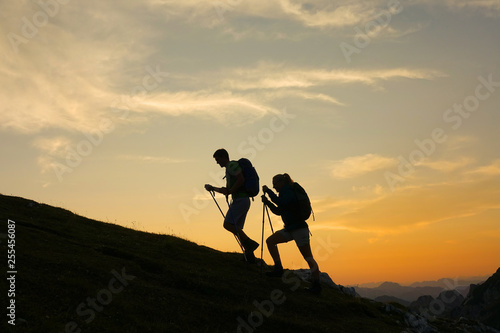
left=459, top=267, right=500, bottom=330
left=408, top=290, right=464, bottom=320
left=437, top=289, right=464, bottom=317
left=409, top=295, right=434, bottom=315
left=291, top=268, right=359, bottom=297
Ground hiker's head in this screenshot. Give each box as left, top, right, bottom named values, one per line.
left=272, top=173, right=293, bottom=192
left=213, top=148, right=230, bottom=168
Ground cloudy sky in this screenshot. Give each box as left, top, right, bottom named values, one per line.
left=2, top=0, right=500, bottom=285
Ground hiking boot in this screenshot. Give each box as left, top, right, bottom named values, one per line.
left=306, top=281, right=322, bottom=295
left=243, top=239, right=259, bottom=253
left=265, top=266, right=284, bottom=278
left=245, top=251, right=256, bottom=264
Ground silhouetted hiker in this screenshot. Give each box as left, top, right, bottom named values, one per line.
left=262, top=173, right=321, bottom=294
left=205, top=149, right=259, bottom=263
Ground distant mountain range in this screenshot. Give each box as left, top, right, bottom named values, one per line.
left=352, top=277, right=487, bottom=303
left=353, top=276, right=488, bottom=290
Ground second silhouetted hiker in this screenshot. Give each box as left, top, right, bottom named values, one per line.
left=262, top=173, right=321, bottom=294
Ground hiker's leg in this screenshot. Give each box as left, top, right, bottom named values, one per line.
left=224, top=198, right=257, bottom=251
left=266, top=230, right=291, bottom=267
left=224, top=220, right=249, bottom=240
left=298, top=243, right=320, bottom=282
left=224, top=198, right=249, bottom=232
left=292, top=228, right=320, bottom=282
left=298, top=243, right=322, bottom=294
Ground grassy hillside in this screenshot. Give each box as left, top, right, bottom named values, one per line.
left=0, top=194, right=407, bottom=333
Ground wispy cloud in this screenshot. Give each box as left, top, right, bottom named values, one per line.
left=326, top=175, right=500, bottom=236
left=117, top=155, right=187, bottom=164
left=1, top=44, right=443, bottom=134
left=220, top=64, right=445, bottom=90
left=164, top=0, right=389, bottom=29
left=32, top=136, right=73, bottom=176
left=32, top=137, right=73, bottom=159
left=279, top=1, right=377, bottom=28
left=264, top=90, right=346, bottom=105
left=330, top=154, right=397, bottom=179
left=420, top=157, right=475, bottom=172
left=467, top=159, right=500, bottom=176
left=137, top=0, right=500, bottom=30
left=314, top=148, right=500, bottom=237
left=1, top=0, right=448, bottom=136
left=136, top=90, right=281, bottom=126
left=444, top=136, right=478, bottom=151
left=443, top=0, right=500, bottom=12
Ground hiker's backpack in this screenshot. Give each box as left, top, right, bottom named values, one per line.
left=292, top=182, right=313, bottom=221
left=238, top=158, right=260, bottom=197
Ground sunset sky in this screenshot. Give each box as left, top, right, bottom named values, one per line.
left=1, top=0, right=499, bottom=286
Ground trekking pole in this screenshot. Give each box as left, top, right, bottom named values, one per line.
left=209, top=190, right=225, bottom=218
left=260, top=202, right=265, bottom=275
left=208, top=189, right=247, bottom=261
left=265, top=205, right=274, bottom=234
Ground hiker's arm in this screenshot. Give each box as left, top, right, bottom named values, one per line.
left=205, top=174, right=242, bottom=195
left=266, top=201, right=281, bottom=215
left=263, top=187, right=279, bottom=202
left=262, top=195, right=281, bottom=215
left=267, top=187, right=296, bottom=208
left=266, top=188, right=290, bottom=206
left=204, top=184, right=229, bottom=195
left=262, top=187, right=283, bottom=215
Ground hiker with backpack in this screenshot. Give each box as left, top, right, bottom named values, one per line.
left=261, top=173, right=321, bottom=294
left=205, top=149, right=260, bottom=263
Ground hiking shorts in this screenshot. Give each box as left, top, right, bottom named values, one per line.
left=225, top=197, right=250, bottom=230
left=275, top=227, right=310, bottom=247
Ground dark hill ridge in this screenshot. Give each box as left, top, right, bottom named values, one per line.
left=0, top=194, right=405, bottom=333
left=2, top=193, right=498, bottom=333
